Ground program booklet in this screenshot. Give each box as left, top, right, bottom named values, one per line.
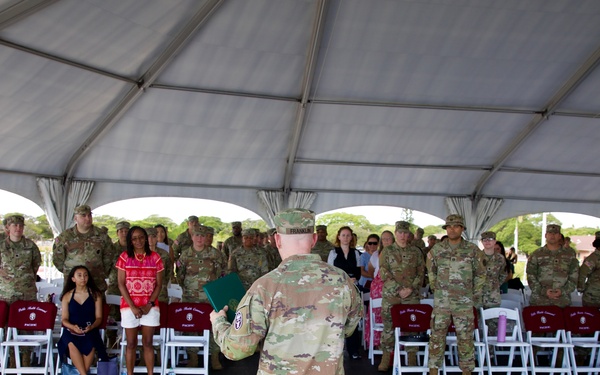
left=203, top=273, right=246, bottom=323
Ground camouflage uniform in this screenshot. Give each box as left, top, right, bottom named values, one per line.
left=578, top=247, right=600, bottom=307
left=178, top=245, right=228, bottom=303
left=263, top=244, right=281, bottom=271
left=0, top=233, right=41, bottom=303
left=222, top=235, right=242, bottom=259
left=107, top=240, right=126, bottom=295
left=53, top=225, right=114, bottom=292
left=379, top=239, right=425, bottom=353
left=214, top=253, right=362, bottom=374
left=526, top=246, right=579, bottom=307
left=229, top=231, right=270, bottom=290
left=172, top=230, right=193, bottom=261
left=426, top=215, right=486, bottom=372
left=311, top=240, right=335, bottom=262
left=482, top=252, right=507, bottom=308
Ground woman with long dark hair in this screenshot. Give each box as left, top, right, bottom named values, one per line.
left=117, top=226, right=164, bottom=375
left=57, top=265, right=107, bottom=375
left=328, top=226, right=362, bottom=360
left=495, top=241, right=514, bottom=293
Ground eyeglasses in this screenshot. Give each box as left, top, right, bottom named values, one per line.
left=368, top=242, right=379, bottom=246
left=482, top=238, right=495, bottom=242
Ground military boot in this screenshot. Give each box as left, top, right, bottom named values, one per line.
left=211, top=351, right=223, bottom=370
left=408, top=352, right=417, bottom=366
left=186, top=351, right=198, bottom=368
left=430, top=368, right=438, bottom=375
left=378, top=351, right=390, bottom=372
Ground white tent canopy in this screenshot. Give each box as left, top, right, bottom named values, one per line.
left=1, top=0, right=599, bottom=235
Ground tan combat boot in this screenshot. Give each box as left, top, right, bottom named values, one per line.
left=378, top=351, right=390, bottom=372
left=211, top=351, right=223, bottom=370
left=430, top=368, right=438, bottom=375
left=408, top=352, right=417, bottom=366
left=186, top=350, right=198, bottom=367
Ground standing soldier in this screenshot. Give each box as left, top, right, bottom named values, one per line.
left=107, top=221, right=130, bottom=296
left=413, top=227, right=426, bottom=250
left=172, top=215, right=198, bottom=261
left=480, top=231, right=507, bottom=310
left=53, top=205, right=114, bottom=292
left=178, top=225, right=228, bottom=370
left=210, top=208, right=363, bottom=375
left=263, top=228, right=282, bottom=271
left=577, top=231, right=600, bottom=307
left=311, top=225, right=335, bottom=262
left=0, top=214, right=41, bottom=367
left=526, top=224, right=579, bottom=307
left=222, top=221, right=243, bottom=259
left=228, top=229, right=269, bottom=290
left=427, top=214, right=486, bottom=375
left=378, top=221, right=425, bottom=371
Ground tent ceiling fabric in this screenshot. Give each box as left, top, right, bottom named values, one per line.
left=1, top=0, right=599, bottom=225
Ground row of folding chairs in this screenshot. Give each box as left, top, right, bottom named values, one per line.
left=369, top=300, right=600, bottom=375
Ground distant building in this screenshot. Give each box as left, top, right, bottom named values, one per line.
left=570, top=235, right=596, bottom=260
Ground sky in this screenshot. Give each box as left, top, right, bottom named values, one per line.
left=2, top=189, right=600, bottom=229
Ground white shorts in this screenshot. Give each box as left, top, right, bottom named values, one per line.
left=120, top=307, right=160, bottom=328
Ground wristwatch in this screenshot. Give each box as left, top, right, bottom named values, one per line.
left=149, top=301, right=155, bottom=307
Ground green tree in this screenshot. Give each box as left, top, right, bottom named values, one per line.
left=490, top=213, right=562, bottom=256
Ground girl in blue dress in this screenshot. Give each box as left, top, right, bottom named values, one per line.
left=58, top=265, right=105, bottom=375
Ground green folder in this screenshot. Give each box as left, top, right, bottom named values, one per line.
left=203, top=273, right=247, bottom=323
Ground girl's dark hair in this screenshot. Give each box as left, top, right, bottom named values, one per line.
left=593, top=238, right=600, bottom=249
left=60, top=265, right=102, bottom=301
left=496, top=240, right=511, bottom=274
left=334, top=226, right=354, bottom=247
left=367, top=233, right=380, bottom=243
left=154, top=224, right=170, bottom=245
left=126, top=226, right=151, bottom=258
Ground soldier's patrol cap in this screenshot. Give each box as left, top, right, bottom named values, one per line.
left=204, top=226, right=215, bottom=235
left=274, top=208, right=315, bottom=235
left=100, top=226, right=108, bottom=234
left=546, top=224, right=561, bottom=234
left=116, top=221, right=131, bottom=231
left=595, top=231, right=600, bottom=239
left=74, top=205, right=91, bottom=215
left=145, top=227, right=158, bottom=236
left=191, top=226, right=207, bottom=236
left=242, top=228, right=256, bottom=236
left=416, top=227, right=424, bottom=234
left=187, top=216, right=199, bottom=223
left=231, top=221, right=242, bottom=228
left=480, top=231, right=496, bottom=240
left=442, top=214, right=465, bottom=230
left=395, top=221, right=411, bottom=233
left=316, top=225, right=327, bottom=232
left=267, top=228, right=276, bottom=236
left=4, top=215, right=25, bottom=226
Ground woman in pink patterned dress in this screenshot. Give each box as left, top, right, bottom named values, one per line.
left=117, top=226, right=164, bottom=375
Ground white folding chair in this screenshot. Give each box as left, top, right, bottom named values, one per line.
left=392, top=303, right=432, bottom=375
left=168, top=286, right=183, bottom=304
left=361, top=291, right=370, bottom=350
left=37, top=286, right=63, bottom=305
left=119, top=303, right=168, bottom=374
left=420, top=298, right=434, bottom=307
left=0, top=301, right=9, bottom=371
left=502, top=293, right=524, bottom=305
left=443, top=307, right=487, bottom=375
left=564, top=306, right=600, bottom=375
left=161, top=302, right=212, bottom=375
left=1, top=301, right=58, bottom=375
left=104, top=294, right=122, bottom=355
left=480, top=307, right=532, bottom=375
left=50, top=278, right=65, bottom=287
left=36, top=281, right=55, bottom=291
left=368, top=297, right=383, bottom=364
left=522, top=305, right=574, bottom=375
left=500, top=299, right=521, bottom=311
left=570, top=291, right=583, bottom=307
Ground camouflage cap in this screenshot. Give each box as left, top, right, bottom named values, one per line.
left=442, top=214, right=465, bottom=230
left=187, top=215, right=199, bottom=223
left=480, top=231, right=496, bottom=240
left=595, top=231, right=600, bottom=239
left=427, top=234, right=437, bottom=241
left=416, top=227, right=424, bottom=234
left=74, top=205, right=91, bottom=215
left=394, top=221, right=411, bottom=233
left=145, top=227, right=158, bottom=236
left=251, top=228, right=260, bottom=235
left=316, top=225, right=327, bottom=232
left=116, top=221, right=131, bottom=231
left=546, top=224, right=561, bottom=234
left=267, top=228, right=276, bottom=236
left=242, top=228, right=256, bottom=237
left=204, top=226, right=215, bottom=235
left=274, top=208, right=315, bottom=235
left=231, top=221, right=242, bottom=228
left=191, top=226, right=207, bottom=236
left=4, top=214, right=25, bottom=226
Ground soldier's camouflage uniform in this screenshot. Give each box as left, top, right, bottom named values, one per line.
left=482, top=252, right=507, bottom=308
left=578, top=248, right=600, bottom=307
left=0, top=236, right=41, bottom=303
left=526, top=246, right=579, bottom=307
left=155, top=247, right=174, bottom=304
left=263, top=244, right=281, bottom=271
left=311, top=240, right=335, bottom=262
left=107, top=241, right=126, bottom=295
left=426, top=239, right=486, bottom=371
left=53, top=225, right=114, bottom=292
left=379, top=242, right=425, bottom=352
left=222, top=235, right=242, bottom=259
left=172, top=230, right=192, bottom=261
left=228, top=245, right=270, bottom=290
left=212, top=254, right=363, bottom=375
